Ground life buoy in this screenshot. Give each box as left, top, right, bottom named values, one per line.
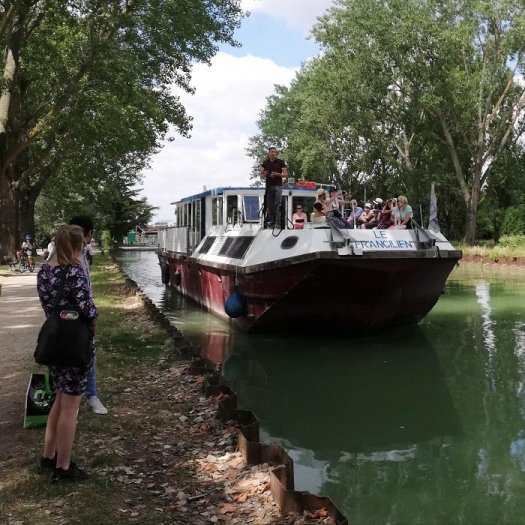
left=224, top=292, right=247, bottom=318
left=160, top=262, right=170, bottom=284
left=295, top=181, right=317, bottom=189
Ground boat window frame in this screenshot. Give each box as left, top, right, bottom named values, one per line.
left=226, top=195, right=239, bottom=224
left=212, top=196, right=224, bottom=226
left=242, top=195, right=261, bottom=222
left=291, top=196, right=316, bottom=223
left=195, top=200, right=201, bottom=231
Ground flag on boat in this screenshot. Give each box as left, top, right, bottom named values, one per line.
left=428, top=182, right=440, bottom=233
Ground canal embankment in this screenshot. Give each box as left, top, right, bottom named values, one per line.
left=0, top=255, right=340, bottom=525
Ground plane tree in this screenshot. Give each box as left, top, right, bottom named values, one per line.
left=0, top=0, right=242, bottom=258
left=250, top=0, right=525, bottom=242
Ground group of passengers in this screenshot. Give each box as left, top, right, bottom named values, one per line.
left=292, top=188, right=413, bottom=230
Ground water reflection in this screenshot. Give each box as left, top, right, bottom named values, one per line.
left=115, top=251, right=525, bottom=525
left=208, top=329, right=460, bottom=456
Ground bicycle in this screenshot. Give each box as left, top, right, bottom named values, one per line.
left=17, top=252, right=35, bottom=272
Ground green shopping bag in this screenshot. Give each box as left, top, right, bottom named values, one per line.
left=24, top=372, right=55, bottom=429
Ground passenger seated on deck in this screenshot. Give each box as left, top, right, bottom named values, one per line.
left=346, top=200, right=363, bottom=228
left=292, top=204, right=308, bottom=229
left=389, top=195, right=413, bottom=229
left=363, top=198, right=383, bottom=229
left=311, top=189, right=328, bottom=222
left=376, top=199, right=395, bottom=229
left=312, top=201, right=326, bottom=222
left=358, top=203, right=375, bottom=229
left=326, top=187, right=344, bottom=219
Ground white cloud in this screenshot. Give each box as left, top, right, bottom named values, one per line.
left=142, top=52, right=296, bottom=221
left=241, top=0, right=334, bottom=32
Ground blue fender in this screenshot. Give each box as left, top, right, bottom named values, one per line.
left=224, top=292, right=247, bottom=318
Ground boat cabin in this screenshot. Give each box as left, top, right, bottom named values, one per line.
left=162, top=184, right=331, bottom=254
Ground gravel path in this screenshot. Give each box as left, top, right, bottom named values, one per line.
left=0, top=269, right=44, bottom=461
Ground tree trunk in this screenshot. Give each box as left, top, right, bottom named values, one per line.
left=463, top=169, right=481, bottom=245
left=18, top=183, right=36, bottom=242
left=0, top=173, right=19, bottom=260
left=464, top=204, right=478, bottom=245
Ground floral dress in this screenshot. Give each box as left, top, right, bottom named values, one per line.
left=37, top=263, right=98, bottom=395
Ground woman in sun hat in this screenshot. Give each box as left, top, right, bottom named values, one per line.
left=358, top=203, right=375, bottom=228
left=313, top=189, right=328, bottom=222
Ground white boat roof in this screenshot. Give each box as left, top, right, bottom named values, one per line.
left=170, top=183, right=329, bottom=205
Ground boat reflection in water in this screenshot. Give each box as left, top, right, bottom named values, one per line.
left=198, top=327, right=462, bottom=520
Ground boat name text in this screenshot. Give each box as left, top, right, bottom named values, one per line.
left=352, top=230, right=415, bottom=250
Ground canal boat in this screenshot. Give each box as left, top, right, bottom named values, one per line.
left=156, top=184, right=462, bottom=333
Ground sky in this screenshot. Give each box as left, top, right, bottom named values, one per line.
left=141, top=0, right=335, bottom=222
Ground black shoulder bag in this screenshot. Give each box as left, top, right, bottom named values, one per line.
left=34, top=266, right=94, bottom=369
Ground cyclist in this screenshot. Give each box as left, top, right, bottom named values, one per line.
left=17, top=234, right=35, bottom=268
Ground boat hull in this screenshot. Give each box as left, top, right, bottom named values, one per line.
left=158, top=252, right=459, bottom=334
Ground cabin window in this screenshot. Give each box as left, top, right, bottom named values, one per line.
left=195, top=200, right=201, bottom=229
left=243, top=195, right=260, bottom=222
left=218, top=236, right=254, bottom=259
left=292, top=197, right=316, bottom=220
left=226, top=195, right=238, bottom=224
left=198, top=236, right=216, bottom=254
left=212, top=197, right=224, bottom=226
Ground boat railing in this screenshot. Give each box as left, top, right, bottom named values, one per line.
left=328, top=217, right=446, bottom=255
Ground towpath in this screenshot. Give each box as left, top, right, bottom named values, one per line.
left=0, top=269, right=43, bottom=461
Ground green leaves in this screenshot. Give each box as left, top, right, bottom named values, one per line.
left=0, top=0, right=243, bottom=255
left=250, top=0, right=525, bottom=241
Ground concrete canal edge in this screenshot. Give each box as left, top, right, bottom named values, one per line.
left=113, top=259, right=349, bottom=525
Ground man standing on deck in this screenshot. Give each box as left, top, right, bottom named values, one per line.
left=260, top=147, right=288, bottom=228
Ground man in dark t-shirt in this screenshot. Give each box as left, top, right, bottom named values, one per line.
left=259, top=147, right=288, bottom=227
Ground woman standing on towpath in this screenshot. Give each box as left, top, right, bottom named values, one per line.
left=37, top=225, right=98, bottom=482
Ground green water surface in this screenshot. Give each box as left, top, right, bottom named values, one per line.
left=117, top=252, right=525, bottom=525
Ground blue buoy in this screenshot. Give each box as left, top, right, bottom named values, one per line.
left=224, top=292, right=247, bottom=318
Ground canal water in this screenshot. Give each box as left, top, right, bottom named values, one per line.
left=115, top=250, right=525, bottom=525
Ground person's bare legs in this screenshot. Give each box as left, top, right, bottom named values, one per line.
left=55, top=393, right=82, bottom=470
left=43, top=392, right=62, bottom=459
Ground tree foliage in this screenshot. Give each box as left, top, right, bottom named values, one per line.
left=249, top=0, right=525, bottom=242
left=0, top=0, right=243, bottom=257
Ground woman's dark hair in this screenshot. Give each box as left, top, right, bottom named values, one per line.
left=314, top=202, right=323, bottom=211
left=69, top=215, right=94, bottom=235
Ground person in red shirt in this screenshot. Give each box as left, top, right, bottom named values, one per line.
left=259, top=147, right=288, bottom=228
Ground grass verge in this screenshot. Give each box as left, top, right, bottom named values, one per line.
left=457, top=235, right=525, bottom=261
left=0, top=255, right=221, bottom=525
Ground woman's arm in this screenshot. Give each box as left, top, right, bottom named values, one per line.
left=401, top=211, right=413, bottom=226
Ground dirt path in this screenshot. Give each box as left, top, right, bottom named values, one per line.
left=0, top=269, right=44, bottom=461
